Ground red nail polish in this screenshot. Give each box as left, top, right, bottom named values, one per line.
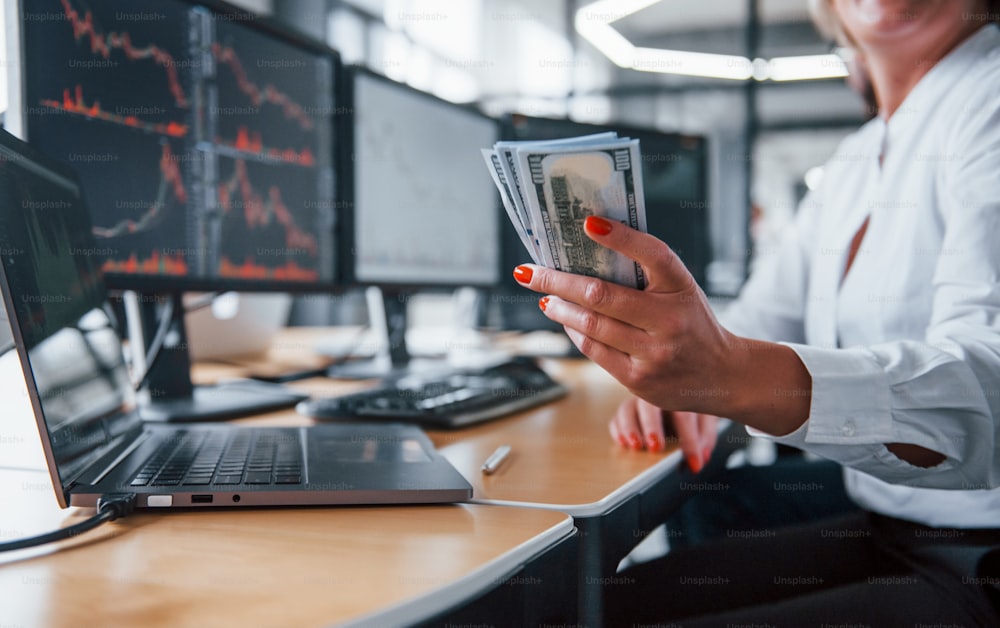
left=538, top=296, right=549, bottom=312
left=617, top=434, right=629, bottom=448
left=628, top=434, right=642, bottom=450
left=702, top=447, right=712, bottom=463
left=584, top=215, right=613, bottom=236
left=688, top=454, right=703, bottom=474
left=513, top=265, right=533, bottom=284
left=647, top=434, right=661, bottom=452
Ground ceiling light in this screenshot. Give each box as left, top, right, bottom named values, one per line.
left=632, top=48, right=753, bottom=80
left=574, top=0, right=662, bottom=26
left=767, top=54, right=849, bottom=82
left=574, top=0, right=851, bottom=82
left=574, top=15, right=637, bottom=68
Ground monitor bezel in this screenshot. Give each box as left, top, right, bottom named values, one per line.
left=13, top=0, right=348, bottom=294
left=338, top=66, right=504, bottom=292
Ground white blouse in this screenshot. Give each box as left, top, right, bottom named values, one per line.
left=724, top=24, right=1000, bottom=527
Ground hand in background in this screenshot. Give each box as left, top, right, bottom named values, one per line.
left=608, top=396, right=719, bottom=473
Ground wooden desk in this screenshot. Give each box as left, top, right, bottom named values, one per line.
left=191, top=328, right=743, bottom=626
left=421, top=360, right=743, bottom=627
left=428, top=359, right=681, bottom=513
left=0, top=346, right=578, bottom=627
left=0, top=469, right=574, bottom=627
left=203, top=334, right=721, bottom=628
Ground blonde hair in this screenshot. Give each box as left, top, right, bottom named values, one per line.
left=808, top=0, right=851, bottom=46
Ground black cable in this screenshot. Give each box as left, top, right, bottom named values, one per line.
left=132, top=297, right=175, bottom=392
left=0, top=493, right=136, bottom=553
left=131, top=292, right=222, bottom=391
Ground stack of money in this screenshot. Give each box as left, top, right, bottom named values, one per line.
left=481, top=133, right=648, bottom=289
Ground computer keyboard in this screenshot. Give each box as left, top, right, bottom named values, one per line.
left=297, top=357, right=567, bottom=428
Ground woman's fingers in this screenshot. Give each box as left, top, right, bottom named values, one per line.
left=673, top=411, right=707, bottom=473
left=674, top=412, right=722, bottom=472
left=636, top=399, right=668, bottom=452
left=581, top=216, right=695, bottom=294
left=514, top=264, right=650, bottom=328
left=609, top=397, right=670, bottom=452
left=700, top=414, right=721, bottom=462
left=609, top=399, right=720, bottom=468
left=610, top=397, right=645, bottom=450
left=512, top=219, right=697, bottom=333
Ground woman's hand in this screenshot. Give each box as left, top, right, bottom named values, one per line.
left=513, top=215, right=812, bottom=435
left=513, top=215, right=738, bottom=417
left=609, top=396, right=719, bottom=473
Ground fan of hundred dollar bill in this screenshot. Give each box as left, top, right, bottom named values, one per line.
left=481, top=133, right=648, bottom=289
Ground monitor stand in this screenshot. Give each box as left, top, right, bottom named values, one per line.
left=325, top=287, right=451, bottom=380
left=130, top=292, right=306, bottom=422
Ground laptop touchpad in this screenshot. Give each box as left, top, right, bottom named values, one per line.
left=313, top=437, right=432, bottom=463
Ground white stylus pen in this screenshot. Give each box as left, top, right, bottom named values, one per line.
left=481, top=445, right=512, bottom=475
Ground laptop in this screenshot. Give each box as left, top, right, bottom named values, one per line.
left=0, top=129, right=472, bottom=509
left=185, top=292, right=292, bottom=362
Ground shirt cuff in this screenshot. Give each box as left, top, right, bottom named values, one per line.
left=774, top=343, right=894, bottom=445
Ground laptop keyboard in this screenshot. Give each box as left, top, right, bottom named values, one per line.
left=129, top=430, right=304, bottom=487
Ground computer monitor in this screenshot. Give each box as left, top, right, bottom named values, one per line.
left=13, top=0, right=341, bottom=420
left=490, top=114, right=711, bottom=332
left=335, top=68, right=501, bottom=377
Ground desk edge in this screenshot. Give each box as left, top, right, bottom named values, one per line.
left=337, top=514, right=575, bottom=628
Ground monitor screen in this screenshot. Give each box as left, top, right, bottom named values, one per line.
left=18, top=0, right=339, bottom=291
left=346, top=70, right=500, bottom=288
left=491, top=114, right=710, bottom=331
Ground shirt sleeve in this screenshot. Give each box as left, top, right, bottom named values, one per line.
left=752, top=78, right=1000, bottom=491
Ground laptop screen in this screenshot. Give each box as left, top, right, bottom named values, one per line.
left=0, top=130, right=140, bottom=496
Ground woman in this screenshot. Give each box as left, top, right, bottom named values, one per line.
left=513, top=0, right=1000, bottom=623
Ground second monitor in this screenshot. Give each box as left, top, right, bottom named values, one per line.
left=335, top=69, right=501, bottom=377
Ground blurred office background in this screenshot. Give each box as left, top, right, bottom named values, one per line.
left=277, top=0, right=866, bottom=322
left=0, top=0, right=870, bottom=323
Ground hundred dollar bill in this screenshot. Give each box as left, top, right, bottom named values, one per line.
left=514, top=140, right=647, bottom=289
left=481, top=148, right=541, bottom=264
left=493, top=133, right=619, bottom=267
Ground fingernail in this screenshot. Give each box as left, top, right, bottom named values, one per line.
left=628, top=434, right=643, bottom=450
left=584, top=215, right=613, bottom=236
left=702, top=447, right=712, bottom=463
left=617, top=434, right=629, bottom=448
left=688, top=453, right=703, bottom=474
left=538, top=296, right=549, bottom=312
left=513, top=265, right=533, bottom=284
left=647, top=433, right=661, bottom=452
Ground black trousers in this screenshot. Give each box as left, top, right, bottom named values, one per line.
left=605, top=462, right=1000, bottom=627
